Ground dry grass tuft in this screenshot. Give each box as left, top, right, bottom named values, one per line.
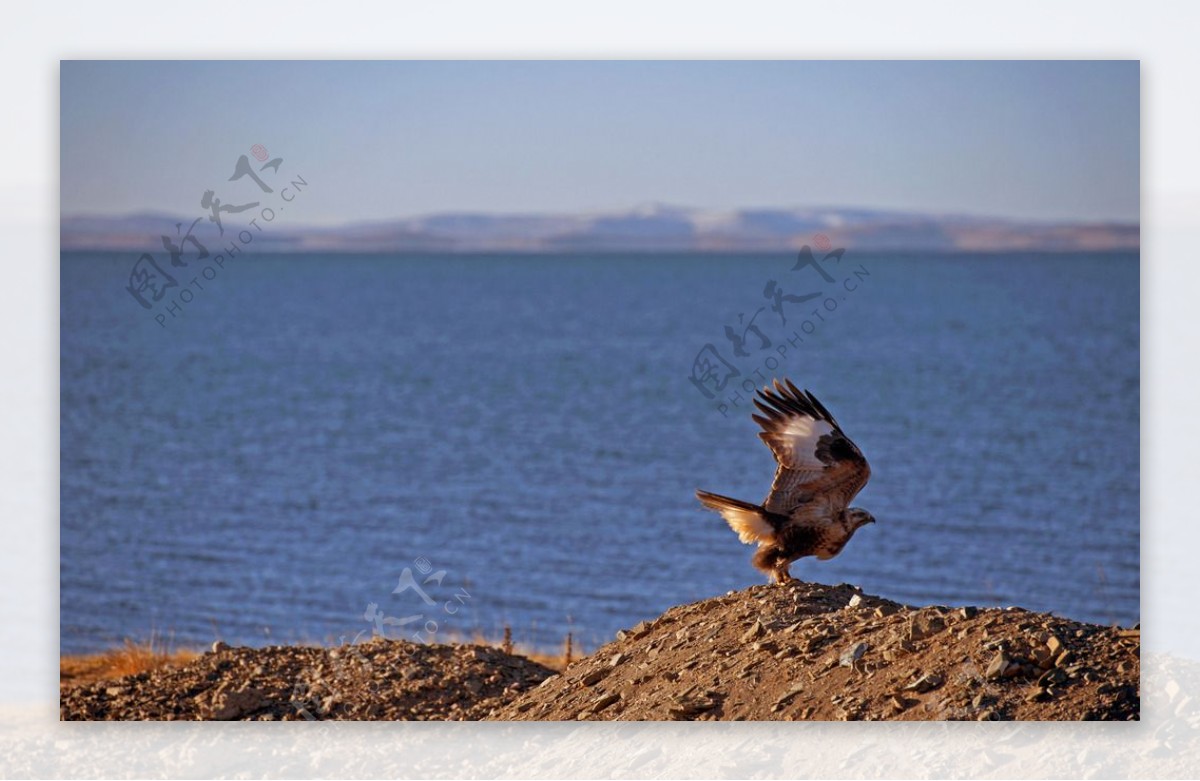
left=60, top=635, right=198, bottom=688
left=440, top=625, right=582, bottom=671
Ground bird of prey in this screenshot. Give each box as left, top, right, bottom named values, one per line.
left=696, top=379, right=875, bottom=584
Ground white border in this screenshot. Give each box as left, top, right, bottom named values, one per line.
left=5, top=1, right=1198, bottom=777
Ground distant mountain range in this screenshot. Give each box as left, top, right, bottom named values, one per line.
left=60, top=204, right=1139, bottom=253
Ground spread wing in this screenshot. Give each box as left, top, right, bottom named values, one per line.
left=751, top=379, right=870, bottom=515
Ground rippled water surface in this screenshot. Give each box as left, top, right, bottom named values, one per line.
left=60, top=251, right=1139, bottom=654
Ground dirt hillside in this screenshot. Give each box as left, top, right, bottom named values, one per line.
left=493, top=581, right=1139, bottom=721
left=61, top=639, right=555, bottom=721
left=61, top=581, right=1138, bottom=721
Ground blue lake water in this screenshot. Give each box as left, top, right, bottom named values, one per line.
left=60, top=250, right=1139, bottom=655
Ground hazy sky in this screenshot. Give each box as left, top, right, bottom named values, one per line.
left=60, top=60, right=1139, bottom=224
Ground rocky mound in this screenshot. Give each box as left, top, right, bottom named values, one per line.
left=61, top=582, right=1139, bottom=721
left=491, top=582, right=1139, bottom=721
left=60, top=638, right=554, bottom=721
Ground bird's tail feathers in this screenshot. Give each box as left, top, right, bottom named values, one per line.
left=695, top=490, right=776, bottom=544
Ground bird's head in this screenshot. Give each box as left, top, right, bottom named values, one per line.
left=846, top=507, right=876, bottom=530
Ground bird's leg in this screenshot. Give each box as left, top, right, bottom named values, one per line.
left=754, top=545, right=797, bottom=585
left=753, top=545, right=781, bottom=582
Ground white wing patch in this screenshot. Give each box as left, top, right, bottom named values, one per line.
left=772, top=417, right=835, bottom=469
left=715, top=506, right=776, bottom=545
